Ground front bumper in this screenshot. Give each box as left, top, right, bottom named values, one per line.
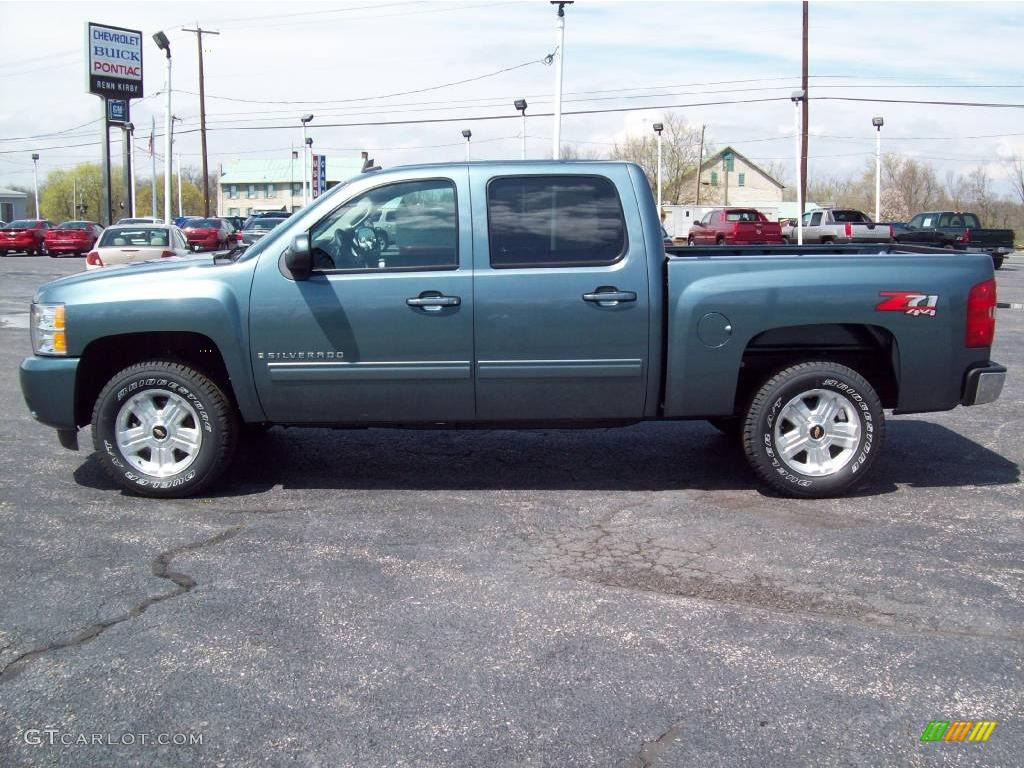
left=20, top=356, right=80, bottom=434
left=962, top=362, right=1007, bottom=406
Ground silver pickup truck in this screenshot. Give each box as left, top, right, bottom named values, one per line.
left=783, top=209, right=893, bottom=244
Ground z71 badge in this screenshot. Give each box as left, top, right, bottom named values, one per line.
left=876, top=291, right=939, bottom=317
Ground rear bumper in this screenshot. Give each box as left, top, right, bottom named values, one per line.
left=961, top=362, right=1007, bottom=406
left=20, top=356, right=79, bottom=432
left=46, top=242, right=87, bottom=253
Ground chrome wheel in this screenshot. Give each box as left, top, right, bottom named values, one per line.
left=115, top=390, right=203, bottom=478
left=773, top=388, right=861, bottom=477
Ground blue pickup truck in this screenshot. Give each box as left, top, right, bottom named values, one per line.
left=20, top=161, right=1006, bottom=498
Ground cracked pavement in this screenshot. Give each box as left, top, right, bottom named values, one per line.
left=0, top=256, right=1022, bottom=766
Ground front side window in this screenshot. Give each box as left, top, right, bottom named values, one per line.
left=309, top=178, right=457, bottom=272
left=487, top=175, right=626, bottom=268
left=810, top=212, right=823, bottom=226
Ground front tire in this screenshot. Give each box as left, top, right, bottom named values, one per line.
left=91, top=361, right=237, bottom=497
left=742, top=362, right=884, bottom=498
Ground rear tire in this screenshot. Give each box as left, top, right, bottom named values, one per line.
left=742, top=361, right=884, bottom=498
left=687, top=236, right=695, bottom=246
left=993, top=256, right=1005, bottom=270
left=91, top=361, right=238, bottom=498
left=715, top=236, right=725, bottom=246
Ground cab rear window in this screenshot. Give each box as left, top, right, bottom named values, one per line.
left=487, top=175, right=626, bottom=268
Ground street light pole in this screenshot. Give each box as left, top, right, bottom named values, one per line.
left=300, top=114, right=314, bottom=207
left=872, top=116, right=884, bottom=222
left=126, top=122, right=136, bottom=217
left=515, top=99, right=528, bottom=160
left=31, top=153, right=40, bottom=217
left=791, top=89, right=805, bottom=245
left=153, top=31, right=173, bottom=224
left=550, top=1, right=573, bottom=160
left=462, top=130, right=472, bottom=161
left=653, top=122, right=663, bottom=212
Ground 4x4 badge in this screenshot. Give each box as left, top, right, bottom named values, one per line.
left=876, top=291, right=939, bottom=317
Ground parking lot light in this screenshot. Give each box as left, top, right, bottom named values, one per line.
left=31, top=153, right=39, bottom=217
left=791, top=89, right=806, bottom=245
left=515, top=99, right=528, bottom=159
left=462, top=129, right=472, bottom=162
left=153, top=31, right=172, bottom=224
left=653, top=122, right=664, bottom=211
left=872, top=116, right=884, bottom=222
left=300, top=115, right=314, bottom=206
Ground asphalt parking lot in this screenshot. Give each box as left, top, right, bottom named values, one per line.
left=0, top=253, right=1021, bottom=767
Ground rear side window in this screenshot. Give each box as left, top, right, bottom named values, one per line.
left=487, top=175, right=626, bottom=268
left=831, top=210, right=868, bottom=223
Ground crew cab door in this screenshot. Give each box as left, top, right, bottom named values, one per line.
left=249, top=170, right=474, bottom=423
left=470, top=167, right=650, bottom=421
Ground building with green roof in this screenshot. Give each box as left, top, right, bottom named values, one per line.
left=217, top=154, right=366, bottom=216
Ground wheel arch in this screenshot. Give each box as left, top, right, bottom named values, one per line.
left=75, top=332, right=253, bottom=427
left=733, top=323, right=900, bottom=414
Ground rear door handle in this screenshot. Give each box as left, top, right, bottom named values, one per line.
left=582, top=287, right=637, bottom=306
left=407, top=292, right=461, bottom=312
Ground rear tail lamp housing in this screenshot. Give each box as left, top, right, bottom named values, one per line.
left=965, top=278, right=996, bottom=348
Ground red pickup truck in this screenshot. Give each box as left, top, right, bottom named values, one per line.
left=688, top=208, right=783, bottom=246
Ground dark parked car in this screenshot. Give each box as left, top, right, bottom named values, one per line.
left=0, top=219, right=52, bottom=256
left=224, top=216, right=246, bottom=232
left=239, top=216, right=287, bottom=246
left=43, top=221, right=103, bottom=257
left=241, top=210, right=292, bottom=230
left=181, top=217, right=235, bottom=251
left=894, top=211, right=1014, bottom=269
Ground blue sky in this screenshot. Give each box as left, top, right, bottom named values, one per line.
left=1, top=0, right=1022, bottom=196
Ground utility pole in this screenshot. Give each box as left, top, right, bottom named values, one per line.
left=183, top=25, right=219, bottom=217
left=550, top=1, right=573, bottom=160
left=150, top=116, right=157, bottom=218
left=800, top=0, right=809, bottom=218
left=695, top=124, right=705, bottom=205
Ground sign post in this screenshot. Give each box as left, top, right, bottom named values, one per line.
left=311, top=155, right=327, bottom=200
left=86, top=22, right=143, bottom=226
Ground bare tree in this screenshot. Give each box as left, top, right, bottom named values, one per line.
left=1006, top=154, right=1024, bottom=205
left=608, top=113, right=704, bottom=204
left=559, top=143, right=605, bottom=161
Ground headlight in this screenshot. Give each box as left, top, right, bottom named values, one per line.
left=31, top=303, right=67, bottom=355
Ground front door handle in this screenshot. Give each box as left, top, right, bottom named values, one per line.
left=582, top=287, right=637, bottom=306
left=407, top=292, right=461, bottom=312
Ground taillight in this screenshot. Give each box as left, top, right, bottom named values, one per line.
left=844, top=222, right=852, bottom=238
left=235, top=232, right=243, bottom=242
left=965, top=278, right=996, bottom=348
left=962, top=229, right=971, bottom=244
left=160, top=250, right=175, bottom=257
left=85, top=251, right=103, bottom=266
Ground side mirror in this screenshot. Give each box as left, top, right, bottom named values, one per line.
left=284, top=233, right=312, bottom=280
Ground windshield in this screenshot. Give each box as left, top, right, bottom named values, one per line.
left=56, top=221, right=92, bottom=230
left=831, top=210, right=869, bottom=223
left=725, top=210, right=763, bottom=222
left=5, top=220, right=36, bottom=229
left=246, top=218, right=285, bottom=231
left=99, top=227, right=171, bottom=247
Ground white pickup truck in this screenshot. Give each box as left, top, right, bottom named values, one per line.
left=783, top=208, right=893, bottom=244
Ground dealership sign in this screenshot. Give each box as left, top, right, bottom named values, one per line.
left=311, top=155, right=327, bottom=199
left=86, top=22, right=144, bottom=99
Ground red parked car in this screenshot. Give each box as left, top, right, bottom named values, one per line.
left=687, top=208, right=783, bottom=246
left=181, top=217, right=235, bottom=251
left=43, top=221, right=104, bottom=257
left=0, top=219, right=53, bottom=256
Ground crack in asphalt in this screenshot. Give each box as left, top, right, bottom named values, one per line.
left=533, top=523, right=1024, bottom=644
left=0, top=525, right=245, bottom=683
left=627, top=721, right=685, bottom=768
